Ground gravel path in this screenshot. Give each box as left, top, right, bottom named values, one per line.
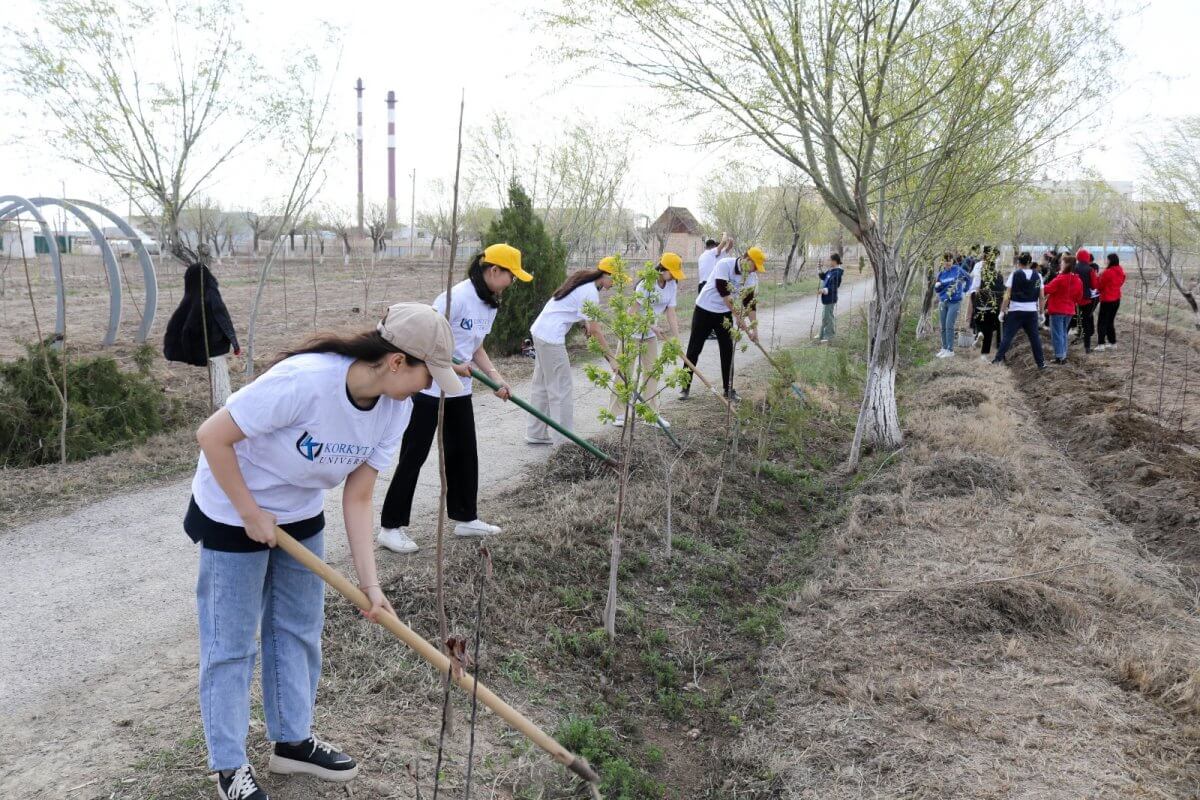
left=0, top=279, right=871, bottom=794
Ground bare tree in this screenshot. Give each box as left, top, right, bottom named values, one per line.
left=10, top=0, right=267, bottom=246
left=550, top=0, right=1113, bottom=467
left=243, top=44, right=343, bottom=375
left=1123, top=201, right=1200, bottom=329
left=700, top=162, right=781, bottom=245
left=774, top=174, right=840, bottom=284
left=243, top=210, right=273, bottom=255
left=365, top=202, right=389, bottom=253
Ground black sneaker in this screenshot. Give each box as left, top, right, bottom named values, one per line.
left=218, top=765, right=269, bottom=800
left=269, top=735, right=358, bottom=782
left=678, top=387, right=690, bottom=401
left=725, top=389, right=741, bottom=403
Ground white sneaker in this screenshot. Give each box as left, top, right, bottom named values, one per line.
left=935, top=349, right=949, bottom=358
left=379, top=527, right=418, bottom=554
left=611, top=416, right=625, bottom=428
left=454, top=519, right=502, bottom=537
left=980, top=355, right=990, bottom=362
left=944, top=350, right=956, bottom=358
left=524, top=435, right=552, bottom=445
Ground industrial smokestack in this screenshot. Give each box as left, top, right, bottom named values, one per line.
left=386, top=90, right=397, bottom=228
left=355, top=78, right=364, bottom=233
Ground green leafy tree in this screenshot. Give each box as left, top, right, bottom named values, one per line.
left=583, top=255, right=686, bottom=639
left=484, top=182, right=568, bottom=355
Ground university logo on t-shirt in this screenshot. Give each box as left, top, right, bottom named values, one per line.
left=296, top=431, right=324, bottom=461
left=460, top=315, right=491, bottom=332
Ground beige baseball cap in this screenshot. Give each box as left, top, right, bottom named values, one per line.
left=376, top=302, right=460, bottom=394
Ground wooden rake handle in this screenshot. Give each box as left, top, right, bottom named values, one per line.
left=273, top=529, right=600, bottom=785
left=680, top=355, right=733, bottom=411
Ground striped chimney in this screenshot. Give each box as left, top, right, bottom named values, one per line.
left=355, top=78, right=364, bottom=233
left=386, top=90, right=397, bottom=228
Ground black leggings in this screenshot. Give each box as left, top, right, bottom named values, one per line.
left=993, top=310, right=1045, bottom=368
left=684, top=306, right=734, bottom=393
left=975, top=310, right=1000, bottom=354
left=1077, top=299, right=1097, bottom=350
left=381, top=392, right=478, bottom=528
left=1097, top=299, right=1120, bottom=345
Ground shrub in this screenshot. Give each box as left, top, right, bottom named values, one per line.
left=483, top=181, right=568, bottom=355
left=554, top=716, right=663, bottom=799
left=0, top=342, right=169, bottom=467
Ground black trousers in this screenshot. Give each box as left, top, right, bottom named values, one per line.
left=1077, top=299, right=1098, bottom=350
left=993, top=310, right=1045, bottom=368
left=975, top=310, right=1000, bottom=354
left=1098, top=299, right=1120, bottom=345
left=684, top=306, right=734, bottom=393
left=381, top=392, right=478, bottom=528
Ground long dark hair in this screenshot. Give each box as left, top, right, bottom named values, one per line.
left=273, top=330, right=422, bottom=369
left=552, top=269, right=604, bottom=301
left=1107, top=253, right=1120, bottom=267
left=467, top=252, right=501, bottom=309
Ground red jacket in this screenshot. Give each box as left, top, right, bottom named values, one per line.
left=1098, top=265, right=1126, bottom=302
left=1044, top=272, right=1083, bottom=315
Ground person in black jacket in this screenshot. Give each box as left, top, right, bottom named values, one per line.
left=164, top=248, right=240, bottom=367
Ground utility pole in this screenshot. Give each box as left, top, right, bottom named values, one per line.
left=409, top=168, right=416, bottom=260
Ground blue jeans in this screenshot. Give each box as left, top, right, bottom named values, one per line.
left=939, top=300, right=961, bottom=351
left=197, top=531, right=325, bottom=771
left=1049, top=314, right=1071, bottom=359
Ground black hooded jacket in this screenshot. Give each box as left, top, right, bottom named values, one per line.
left=163, top=263, right=239, bottom=367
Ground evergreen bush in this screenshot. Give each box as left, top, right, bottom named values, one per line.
left=0, top=342, right=170, bottom=467
left=482, top=181, right=567, bottom=355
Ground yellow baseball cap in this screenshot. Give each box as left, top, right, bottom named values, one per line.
left=598, top=256, right=619, bottom=274
left=746, top=247, right=766, bottom=272
left=659, top=252, right=684, bottom=282
left=482, top=243, right=533, bottom=282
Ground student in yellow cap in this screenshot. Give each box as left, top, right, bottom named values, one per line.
left=379, top=244, right=532, bottom=554
left=681, top=246, right=763, bottom=403
left=610, top=252, right=683, bottom=427
left=526, top=257, right=615, bottom=445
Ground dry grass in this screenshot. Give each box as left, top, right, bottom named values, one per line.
left=730, top=350, right=1200, bottom=799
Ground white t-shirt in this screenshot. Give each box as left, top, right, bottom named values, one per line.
left=696, top=257, right=757, bottom=314
left=420, top=279, right=497, bottom=398
left=634, top=278, right=678, bottom=340
left=969, top=261, right=982, bottom=293
left=191, top=353, right=412, bottom=526
left=697, top=247, right=719, bottom=285
left=530, top=281, right=601, bottom=344
left=1005, top=269, right=1042, bottom=313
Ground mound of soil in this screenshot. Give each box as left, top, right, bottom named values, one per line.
left=899, top=581, right=1086, bottom=636
left=911, top=453, right=1018, bottom=497
left=1013, top=337, right=1200, bottom=575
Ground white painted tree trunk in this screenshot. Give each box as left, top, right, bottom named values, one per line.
left=849, top=245, right=904, bottom=470
left=209, top=354, right=232, bottom=407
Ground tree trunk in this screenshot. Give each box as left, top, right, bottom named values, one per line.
left=849, top=276, right=903, bottom=470
left=783, top=232, right=800, bottom=284
left=914, top=269, right=935, bottom=339
left=209, top=355, right=232, bottom=406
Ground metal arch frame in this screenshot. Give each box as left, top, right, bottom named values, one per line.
left=28, top=197, right=121, bottom=346
left=1, top=197, right=160, bottom=344
left=0, top=195, right=66, bottom=341
left=61, top=198, right=158, bottom=344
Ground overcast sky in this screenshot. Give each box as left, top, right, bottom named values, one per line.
left=2, top=0, right=1198, bottom=221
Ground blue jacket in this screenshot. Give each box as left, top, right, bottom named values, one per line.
left=935, top=265, right=970, bottom=304
left=819, top=266, right=844, bottom=305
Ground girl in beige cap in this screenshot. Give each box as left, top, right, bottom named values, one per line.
left=184, top=302, right=457, bottom=800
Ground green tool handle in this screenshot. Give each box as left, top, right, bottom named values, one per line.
left=452, top=358, right=616, bottom=465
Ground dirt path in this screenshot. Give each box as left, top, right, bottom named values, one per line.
left=0, top=279, right=872, bottom=795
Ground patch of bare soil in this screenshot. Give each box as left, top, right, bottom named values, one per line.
left=1015, top=318, right=1200, bottom=580
left=729, top=355, right=1200, bottom=798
